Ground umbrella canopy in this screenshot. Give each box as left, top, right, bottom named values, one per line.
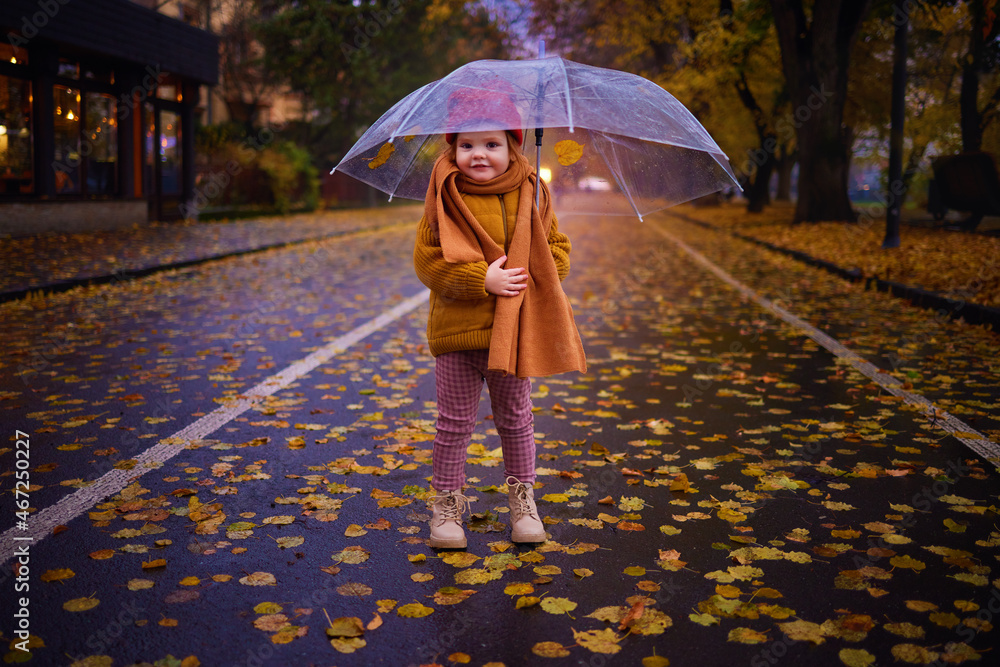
left=333, top=56, right=741, bottom=220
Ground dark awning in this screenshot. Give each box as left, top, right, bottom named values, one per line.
left=1, top=0, right=219, bottom=84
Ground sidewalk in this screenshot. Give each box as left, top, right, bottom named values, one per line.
left=0, top=205, right=423, bottom=302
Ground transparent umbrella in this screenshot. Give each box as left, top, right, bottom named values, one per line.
left=332, top=55, right=741, bottom=220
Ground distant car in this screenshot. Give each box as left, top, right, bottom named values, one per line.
left=578, top=176, right=612, bottom=191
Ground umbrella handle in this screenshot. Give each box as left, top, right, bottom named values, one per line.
left=534, top=129, right=543, bottom=210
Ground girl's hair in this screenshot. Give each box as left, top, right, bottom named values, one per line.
left=443, top=130, right=523, bottom=163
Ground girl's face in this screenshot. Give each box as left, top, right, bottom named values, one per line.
left=454, top=131, right=510, bottom=182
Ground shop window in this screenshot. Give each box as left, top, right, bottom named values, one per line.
left=0, top=43, right=29, bottom=66
left=57, top=59, right=80, bottom=80
left=53, top=85, right=81, bottom=193
left=85, top=94, right=117, bottom=195
left=84, top=64, right=115, bottom=85
left=53, top=87, right=119, bottom=196
left=156, top=73, right=183, bottom=103
left=0, top=74, right=33, bottom=195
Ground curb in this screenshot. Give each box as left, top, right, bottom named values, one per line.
left=667, top=211, right=1000, bottom=331
left=0, top=222, right=404, bottom=306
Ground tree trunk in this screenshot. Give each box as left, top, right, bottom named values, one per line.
left=960, top=65, right=983, bottom=152
left=769, top=0, right=872, bottom=222
left=775, top=149, right=795, bottom=201
left=745, top=152, right=775, bottom=212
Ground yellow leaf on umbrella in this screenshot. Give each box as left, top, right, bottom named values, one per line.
left=40, top=568, right=75, bottom=582
left=142, top=559, right=167, bottom=570
left=254, top=602, right=283, bottom=614
left=179, top=576, right=200, bottom=586
left=554, top=140, right=584, bottom=166
left=410, top=573, right=434, bottom=582
left=89, top=549, right=115, bottom=560
left=448, top=653, right=472, bottom=664
left=517, top=595, right=541, bottom=609
left=368, top=142, right=395, bottom=170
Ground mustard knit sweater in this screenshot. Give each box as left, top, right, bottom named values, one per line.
left=413, top=188, right=571, bottom=357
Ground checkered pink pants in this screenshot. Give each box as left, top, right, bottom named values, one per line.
left=432, top=349, right=535, bottom=491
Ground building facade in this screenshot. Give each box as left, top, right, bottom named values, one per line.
left=0, top=0, right=218, bottom=236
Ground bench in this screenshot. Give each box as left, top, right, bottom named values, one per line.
left=927, top=151, right=1000, bottom=231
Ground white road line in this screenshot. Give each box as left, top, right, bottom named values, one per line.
left=653, top=223, right=1000, bottom=468
left=1, top=289, right=430, bottom=566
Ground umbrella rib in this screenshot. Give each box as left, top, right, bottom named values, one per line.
left=391, top=78, right=446, bottom=143
left=388, top=134, right=437, bottom=201
left=597, top=136, right=644, bottom=221
left=554, top=57, right=575, bottom=132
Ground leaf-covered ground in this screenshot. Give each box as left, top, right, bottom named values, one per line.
left=0, top=206, right=417, bottom=295
left=0, top=207, right=998, bottom=666
left=674, top=202, right=1000, bottom=309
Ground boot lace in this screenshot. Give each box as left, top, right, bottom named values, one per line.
left=432, top=491, right=469, bottom=522
left=506, top=476, right=538, bottom=518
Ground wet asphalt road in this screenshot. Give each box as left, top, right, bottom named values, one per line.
left=1, top=212, right=999, bottom=667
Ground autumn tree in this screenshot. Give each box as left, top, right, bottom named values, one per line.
left=252, top=0, right=511, bottom=167
left=850, top=3, right=969, bottom=208
left=530, top=0, right=797, bottom=211
left=769, top=0, right=873, bottom=222
left=954, top=0, right=1000, bottom=151
left=215, top=0, right=277, bottom=132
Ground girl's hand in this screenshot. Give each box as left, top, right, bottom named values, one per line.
left=485, top=256, right=528, bottom=296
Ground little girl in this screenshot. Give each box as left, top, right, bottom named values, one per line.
left=413, top=86, right=587, bottom=548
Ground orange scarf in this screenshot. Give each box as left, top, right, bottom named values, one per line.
left=424, top=151, right=587, bottom=378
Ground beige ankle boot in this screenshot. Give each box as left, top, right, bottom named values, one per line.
left=429, top=490, right=469, bottom=549
left=506, top=476, right=546, bottom=543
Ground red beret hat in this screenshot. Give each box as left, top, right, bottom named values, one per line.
left=444, top=82, right=523, bottom=145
